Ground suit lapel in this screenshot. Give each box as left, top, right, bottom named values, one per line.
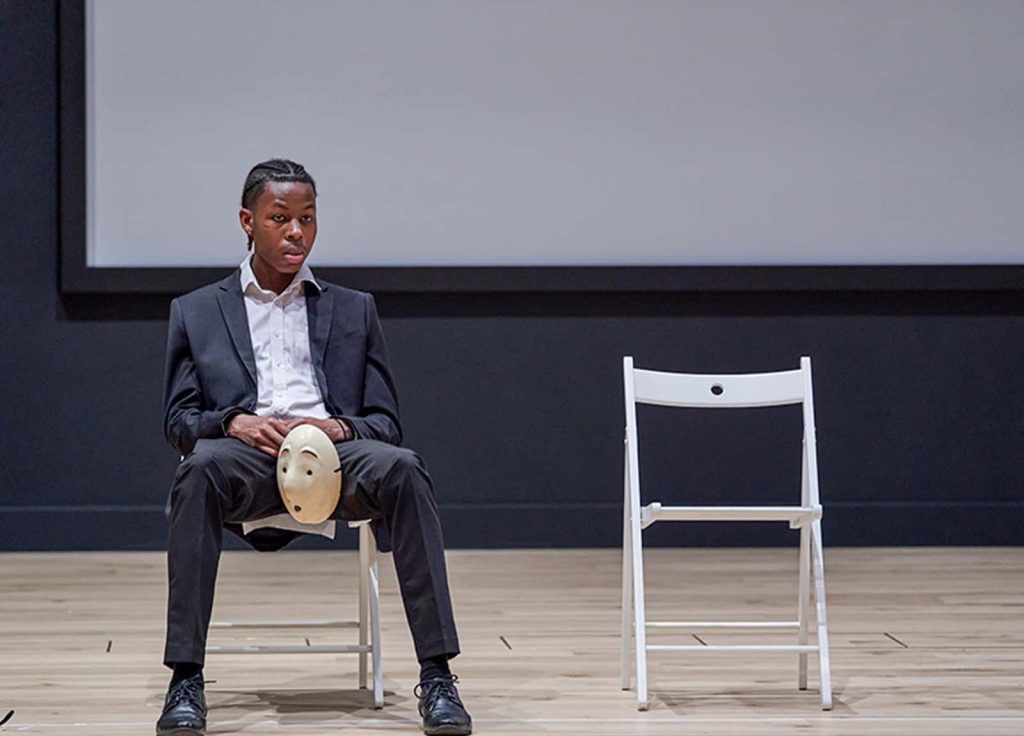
left=217, top=273, right=257, bottom=387
left=305, top=282, right=334, bottom=400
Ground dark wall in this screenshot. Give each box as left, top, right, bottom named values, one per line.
left=2, top=3, right=1022, bottom=551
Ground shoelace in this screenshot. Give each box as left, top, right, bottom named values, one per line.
left=415, top=674, right=462, bottom=711
left=167, top=676, right=205, bottom=709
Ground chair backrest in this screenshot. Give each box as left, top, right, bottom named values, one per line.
left=628, top=359, right=808, bottom=409
left=623, top=356, right=820, bottom=506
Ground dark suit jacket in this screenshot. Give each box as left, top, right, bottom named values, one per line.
left=163, top=270, right=402, bottom=457
left=162, top=270, right=402, bottom=551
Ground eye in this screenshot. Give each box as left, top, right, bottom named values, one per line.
left=272, top=214, right=286, bottom=223
left=300, top=215, right=315, bottom=224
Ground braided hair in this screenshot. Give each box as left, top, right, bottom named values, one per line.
left=240, top=158, right=317, bottom=249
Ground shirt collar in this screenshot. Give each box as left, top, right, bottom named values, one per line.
left=239, top=255, right=321, bottom=296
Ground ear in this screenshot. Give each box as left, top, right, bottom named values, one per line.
left=239, top=208, right=255, bottom=250
left=238, top=207, right=254, bottom=237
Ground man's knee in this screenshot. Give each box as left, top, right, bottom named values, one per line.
left=390, top=446, right=422, bottom=472
left=359, top=443, right=430, bottom=495
left=177, top=439, right=229, bottom=478
left=354, top=441, right=420, bottom=475
left=170, top=440, right=234, bottom=510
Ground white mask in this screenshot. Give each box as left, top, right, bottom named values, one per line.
left=276, top=424, right=342, bottom=524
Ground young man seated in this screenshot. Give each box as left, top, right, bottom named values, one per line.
left=157, top=159, right=472, bottom=736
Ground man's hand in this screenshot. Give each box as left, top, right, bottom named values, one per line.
left=226, top=414, right=291, bottom=457
left=282, top=416, right=352, bottom=443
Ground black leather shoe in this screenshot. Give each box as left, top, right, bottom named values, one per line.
left=156, top=674, right=206, bottom=735
left=416, top=674, right=472, bottom=735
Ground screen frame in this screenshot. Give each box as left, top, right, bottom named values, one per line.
left=58, top=0, right=1024, bottom=295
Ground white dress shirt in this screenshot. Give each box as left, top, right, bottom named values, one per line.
left=239, top=256, right=330, bottom=420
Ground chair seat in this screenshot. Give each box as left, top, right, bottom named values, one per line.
left=640, top=503, right=822, bottom=529
left=241, top=512, right=336, bottom=539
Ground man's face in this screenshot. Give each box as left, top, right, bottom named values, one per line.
left=240, top=181, right=318, bottom=278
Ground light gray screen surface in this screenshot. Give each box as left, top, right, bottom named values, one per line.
left=87, top=0, right=1024, bottom=267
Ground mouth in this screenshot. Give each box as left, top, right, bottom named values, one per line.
left=283, top=248, right=305, bottom=265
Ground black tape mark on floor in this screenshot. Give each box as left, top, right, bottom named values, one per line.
left=884, top=632, right=909, bottom=648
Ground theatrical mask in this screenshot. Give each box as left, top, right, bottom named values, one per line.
left=276, top=424, right=342, bottom=524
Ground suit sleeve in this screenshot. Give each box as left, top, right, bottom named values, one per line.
left=337, top=294, right=403, bottom=445
left=163, top=298, right=248, bottom=456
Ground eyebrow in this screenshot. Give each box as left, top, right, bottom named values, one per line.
left=270, top=200, right=316, bottom=209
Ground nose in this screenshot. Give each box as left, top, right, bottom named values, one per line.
left=285, top=219, right=303, bottom=240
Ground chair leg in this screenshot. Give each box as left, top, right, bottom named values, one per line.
left=368, top=539, right=384, bottom=709
left=623, top=437, right=650, bottom=711
left=620, top=449, right=633, bottom=691
left=798, top=525, right=810, bottom=690
left=631, top=510, right=649, bottom=710
left=358, top=524, right=370, bottom=690
left=811, top=520, right=833, bottom=710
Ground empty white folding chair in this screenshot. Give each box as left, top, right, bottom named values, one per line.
left=620, top=356, right=832, bottom=711
left=207, top=518, right=384, bottom=708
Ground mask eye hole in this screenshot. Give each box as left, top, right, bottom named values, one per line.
left=294, top=505, right=302, bottom=512
left=306, top=469, right=313, bottom=476
left=282, top=466, right=288, bottom=473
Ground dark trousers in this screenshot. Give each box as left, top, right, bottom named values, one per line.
left=163, top=437, right=460, bottom=667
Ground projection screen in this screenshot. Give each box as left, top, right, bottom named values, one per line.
left=61, top=0, right=1024, bottom=292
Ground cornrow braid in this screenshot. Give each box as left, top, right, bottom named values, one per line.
left=241, top=158, right=318, bottom=249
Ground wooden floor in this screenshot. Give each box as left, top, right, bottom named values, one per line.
left=0, top=547, right=1022, bottom=735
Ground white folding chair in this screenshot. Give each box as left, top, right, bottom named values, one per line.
left=620, top=356, right=832, bottom=711
left=207, top=518, right=384, bottom=708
